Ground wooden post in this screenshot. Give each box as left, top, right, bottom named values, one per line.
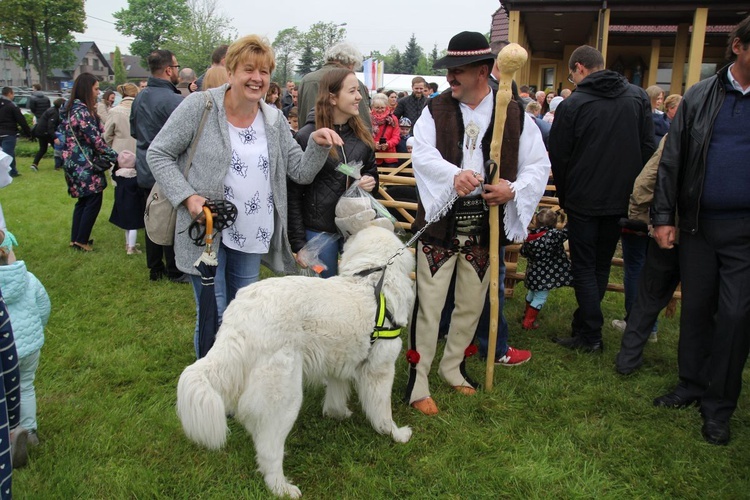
left=485, top=43, right=528, bottom=392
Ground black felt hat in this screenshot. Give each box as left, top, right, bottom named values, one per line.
left=433, top=31, right=496, bottom=70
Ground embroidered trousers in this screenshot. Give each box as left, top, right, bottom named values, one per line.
left=405, top=236, right=489, bottom=404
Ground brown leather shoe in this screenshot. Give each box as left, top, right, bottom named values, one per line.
left=72, top=242, right=94, bottom=252
left=411, top=397, right=439, bottom=415
left=453, top=385, right=477, bottom=396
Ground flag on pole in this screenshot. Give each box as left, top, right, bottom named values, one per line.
left=363, top=58, right=378, bottom=90
left=376, top=60, right=385, bottom=89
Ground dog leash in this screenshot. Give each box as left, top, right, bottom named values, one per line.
left=385, top=193, right=459, bottom=267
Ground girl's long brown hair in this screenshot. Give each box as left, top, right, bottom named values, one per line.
left=314, top=68, right=375, bottom=159
left=66, top=72, right=99, bottom=120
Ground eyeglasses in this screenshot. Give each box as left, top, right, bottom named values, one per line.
left=568, top=63, right=578, bottom=84
left=169, top=65, right=181, bottom=70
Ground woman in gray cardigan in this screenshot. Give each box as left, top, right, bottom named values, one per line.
left=148, top=35, right=342, bottom=355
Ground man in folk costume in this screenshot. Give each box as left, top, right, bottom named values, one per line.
left=405, top=32, right=549, bottom=416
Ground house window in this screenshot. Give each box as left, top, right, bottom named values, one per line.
left=93, top=59, right=100, bottom=70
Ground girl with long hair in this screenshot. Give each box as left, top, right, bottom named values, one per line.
left=60, top=72, right=118, bottom=252
left=265, top=82, right=282, bottom=109
left=288, top=68, right=378, bottom=277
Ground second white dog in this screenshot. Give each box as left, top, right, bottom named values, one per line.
left=176, top=226, right=415, bottom=498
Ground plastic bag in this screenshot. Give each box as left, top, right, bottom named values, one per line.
left=335, top=180, right=400, bottom=238
left=296, top=232, right=341, bottom=276
left=335, top=160, right=363, bottom=179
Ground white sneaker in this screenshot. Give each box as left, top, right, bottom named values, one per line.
left=611, top=319, right=627, bottom=332
left=649, top=331, right=658, bottom=343
left=30, top=164, right=38, bottom=172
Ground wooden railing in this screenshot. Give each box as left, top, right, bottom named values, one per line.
left=375, top=152, right=680, bottom=312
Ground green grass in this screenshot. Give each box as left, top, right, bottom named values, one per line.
left=6, top=147, right=750, bottom=499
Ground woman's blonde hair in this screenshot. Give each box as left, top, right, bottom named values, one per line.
left=203, top=66, right=229, bottom=90
left=225, top=35, right=275, bottom=75
left=645, top=85, right=664, bottom=103
left=371, top=93, right=388, bottom=108
left=315, top=68, right=375, bottom=159
left=664, top=94, right=682, bottom=111
left=117, top=82, right=139, bottom=98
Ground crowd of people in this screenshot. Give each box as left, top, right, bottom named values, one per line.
left=0, top=16, right=747, bottom=495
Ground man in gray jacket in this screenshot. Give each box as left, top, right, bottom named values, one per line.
left=297, top=42, right=371, bottom=129
left=130, top=49, right=186, bottom=283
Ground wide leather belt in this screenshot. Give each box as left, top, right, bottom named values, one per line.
left=455, top=195, right=488, bottom=235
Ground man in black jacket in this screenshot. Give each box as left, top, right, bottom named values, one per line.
left=0, top=87, right=32, bottom=177
left=549, top=45, right=655, bottom=353
left=28, top=84, right=50, bottom=120
left=651, top=16, right=750, bottom=446
left=394, top=77, right=428, bottom=126
left=130, top=49, right=186, bottom=283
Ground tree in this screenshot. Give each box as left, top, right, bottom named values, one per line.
left=296, top=43, right=315, bottom=77
left=272, top=27, right=300, bottom=85
left=114, top=0, right=190, bottom=65
left=163, top=0, right=235, bottom=74
left=431, top=45, right=447, bottom=76
left=297, top=22, right=346, bottom=70
left=385, top=46, right=403, bottom=74
left=0, top=0, right=86, bottom=89
left=113, top=47, right=127, bottom=85
left=401, top=34, right=423, bottom=74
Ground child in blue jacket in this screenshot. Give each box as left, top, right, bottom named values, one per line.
left=0, top=231, right=50, bottom=460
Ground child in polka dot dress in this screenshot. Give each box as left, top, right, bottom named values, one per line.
left=520, top=209, right=572, bottom=329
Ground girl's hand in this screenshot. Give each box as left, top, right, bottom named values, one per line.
left=359, top=175, right=376, bottom=192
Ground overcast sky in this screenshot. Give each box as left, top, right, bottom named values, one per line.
left=80, top=0, right=500, bottom=66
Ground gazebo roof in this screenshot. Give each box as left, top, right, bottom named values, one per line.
left=497, top=1, right=749, bottom=56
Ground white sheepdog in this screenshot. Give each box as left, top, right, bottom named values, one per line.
left=176, top=226, right=415, bottom=498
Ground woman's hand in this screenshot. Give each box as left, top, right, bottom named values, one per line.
left=310, top=128, right=344, bottom=148
left=359, top=175, right=376, bottom=192
left=184, top=194, right=207, bottom=220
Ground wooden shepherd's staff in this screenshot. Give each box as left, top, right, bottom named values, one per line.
left=485, top=43, right=528, bottom=391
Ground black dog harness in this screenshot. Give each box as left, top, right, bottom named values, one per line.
left=356, top=266, right=403, bottom=343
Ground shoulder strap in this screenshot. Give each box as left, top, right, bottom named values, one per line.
left=183, top=92, right=213, bottom=177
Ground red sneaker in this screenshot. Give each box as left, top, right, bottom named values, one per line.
left=495, top=346, right=531, bottom=366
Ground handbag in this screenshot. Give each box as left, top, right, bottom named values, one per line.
left=144, top=93, right=213, bottom=246
left=69, top=122, right=113, bottom=173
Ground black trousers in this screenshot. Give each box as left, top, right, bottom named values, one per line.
left=678, top=217, right=750, bottom=422
left=32, top=135, right=55, bottom=166
left=616, top=238, right=680, bottom=372
left=140, top=187, right=180, bottom=279
left=71, top=192, right=103, bottom=244
left=566, top=210, right=623, bottom=343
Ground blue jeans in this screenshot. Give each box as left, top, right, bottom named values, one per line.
left=1, top=135, right=17, bottom=175
left=215, top=243, right=262, bottom=319
left=476, top=249, right=509, bottom=359
left=305, top=230, right=343, bottom=279
left=621, top=231, right=657, bottom=332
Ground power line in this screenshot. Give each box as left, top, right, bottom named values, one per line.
left=87, top=15, right=116, bottom=25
